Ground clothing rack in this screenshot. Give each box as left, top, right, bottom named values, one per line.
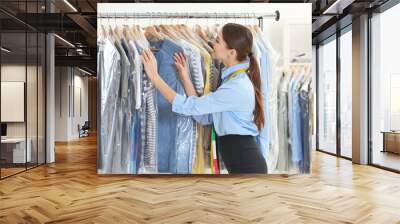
left=97, top=11, right=280, bottom=30
left=97, top=10, right=281, bottom=174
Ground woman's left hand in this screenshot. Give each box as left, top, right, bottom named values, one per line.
left=141, top=49, right=159, bottom=82
left=174, top=52, right=190, bottom=82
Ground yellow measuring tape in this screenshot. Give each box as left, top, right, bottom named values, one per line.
left=223, top=68, right=248, bottom=83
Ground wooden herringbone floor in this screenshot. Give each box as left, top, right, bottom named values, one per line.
left=1, top=134, right=400, bottom=224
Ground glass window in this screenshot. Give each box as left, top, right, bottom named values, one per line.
left=318, top=37, right=337, bottom=154
left=38, top=32, right=46, bottom=165
left=371, top=3, right=400, bottom=171
left=27, top=30, right=38, bottom=169
left=0, top=1, right=46, bottom=179
left=1, top=30, right=28, bottom=178
left=339, top=29, right=352, bottom=158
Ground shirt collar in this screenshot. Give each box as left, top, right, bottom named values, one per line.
left=221, top=61, right=250, bottom=81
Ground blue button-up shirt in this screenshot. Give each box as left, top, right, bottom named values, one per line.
left=172, top=61, right=259, bottom=136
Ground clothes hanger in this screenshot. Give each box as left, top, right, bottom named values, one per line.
left=120, top=15, right=126, bottom=40
left=178, top=23, right=197, bottom=43
left=144, top=14, right=157, bottom=38
left=176, top=13, right=190, bottom=40
left=170, top=15, right=182, bottom=38
left=178, top=23, right=199, bottom=45
left=289, top=64, right=296, bottom=76
left=100, top=18, right=107, bottom=39
left=253, top=18, right=262, bottom=34
left=115, top=19, right=124, bottom=40
left=297, top=65, right=304, bottom=75
left=248, top=19, right=257, bottom=37
left=306, top=64, right=312, bottom=76
left=172, top=15, right=190, bottom=40
left=157, top=19, right=169, bottom=37
left=145, top=25, right=162, bottom=40
left=159, top=16, right=178, bottom=40
left=129, top=16, right=138, bottom=40
left=107, top=16, right=113, bottom=39
left=195, top=24, right=208, bottom=43
left=134, top=18, right=141, bottom=40
left=107, top=16, right=118, bottom=42
left=110, top=14, right=122, bottom=40
left=123, top=24, right=133, bottom=41
left=283, top=66, right=290, bottom=77
left=124, top=15, right=136, bottom=41
left=248, top=14, right=258, bottom=35
left=177, top=24, right=193, bottom=41
left=187, top=24, right=213, bottom=53
left=206, top=23, right=217, bottom=43
left=113, top=23, right=121, bottom=40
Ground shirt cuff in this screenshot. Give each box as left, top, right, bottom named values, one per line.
left=172, top=94, right=186, bottom=113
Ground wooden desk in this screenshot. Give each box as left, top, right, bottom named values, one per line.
left=381, top=131, right=400, bottom=155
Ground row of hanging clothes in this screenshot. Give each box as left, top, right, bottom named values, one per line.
left=97, top=16, right=310, bottom=174
left=267, top=64, right=313, bottom=174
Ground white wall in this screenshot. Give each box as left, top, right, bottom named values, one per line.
left=55, top=66, right=68, bottom=141
left=1, top=65, right=26, bottom=81
left=72, top=72, right=89, bottom=138
left=55, top=67, right=89, bottom=141
left=1, top=66, right=26, bottom=132
left=1, top=65, right=36, bottom=138
left=1, top=65, right=26, bottom=140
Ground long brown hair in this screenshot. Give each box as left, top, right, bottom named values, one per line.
left=222, top=23, right=265, bottom=130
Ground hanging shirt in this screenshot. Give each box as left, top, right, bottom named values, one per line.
left=172, top=61, right=259, bottom=137
left=256, top=39, right=270, bottom=160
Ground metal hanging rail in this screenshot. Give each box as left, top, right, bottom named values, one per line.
left=97, top=11, right=280, bottom=21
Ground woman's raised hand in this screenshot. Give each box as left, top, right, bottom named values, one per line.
left=174, top=52, right=190, bottom=82
left=141, top=49, right=159, bottom=82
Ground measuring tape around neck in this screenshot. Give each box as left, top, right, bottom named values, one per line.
left=223, top=68, right=248, bottom=83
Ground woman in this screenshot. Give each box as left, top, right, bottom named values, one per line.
left=140, top=23, right=267, bottom=174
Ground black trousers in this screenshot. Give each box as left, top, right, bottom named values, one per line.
left=217, top=135, right=268, bottom=174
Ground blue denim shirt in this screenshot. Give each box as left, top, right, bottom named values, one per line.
left=151, top=38, right=196, bottom=173
left=172, top=61, right=259, bottom=137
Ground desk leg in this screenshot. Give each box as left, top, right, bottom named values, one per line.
left=382, top=133, right=386, bottom=153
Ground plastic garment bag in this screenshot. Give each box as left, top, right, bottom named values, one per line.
left=99, top=38, right=122, bottom=173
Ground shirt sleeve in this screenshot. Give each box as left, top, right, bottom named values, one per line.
left=172, top=82, right=243, bottom=116
left=192, top=114, right=213, bottom=125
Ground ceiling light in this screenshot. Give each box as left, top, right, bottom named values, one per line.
left=1, top=47, right=11, bottom=53
left=323, top=0, right=354, bottom=15
left=78, top=67, right=93, bottom=76
left=54, top=34, right=75, bottom=48
left=63, top=0, right=78, bottom=12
